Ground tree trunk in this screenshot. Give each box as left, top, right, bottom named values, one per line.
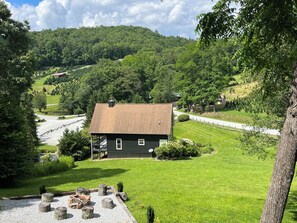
left=261, top=62, right=297, bottom=223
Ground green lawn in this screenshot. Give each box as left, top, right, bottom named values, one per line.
left=35, top=104, right=68, bottom=116
left=32, top=75, right=55, bottom=92
left=47, top=95, right=60, bottom=105
left=200, top=110, right=254, bottom=124
left=1, top=121, right=296, bottom=222
left=37, top=144, right=57, bottom=153
left=179, top=109, right=254, bottom=124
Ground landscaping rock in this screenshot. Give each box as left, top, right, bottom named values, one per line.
left=81, top=206, right=94, bottom=219
left=102, top=198, right=115, bottom=209
left=41, top=193, right=54, bottom=202
left=54, top=206, right=67, bottom=220
left=98, top=184, right=107, bottom=196
left=38, top=202, right=51, bottom=212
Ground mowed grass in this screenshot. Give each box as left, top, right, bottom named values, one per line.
left=32, top=75, right=55, bottom=92
left=1, top=121, right=297, bottom=222
left=200, top=109, right=254, bottom=124
left=34, top=104, right=68, bottom=116
left=47, top=95, right=60, bottom=105
left=37, top=144, right=57, bottom=153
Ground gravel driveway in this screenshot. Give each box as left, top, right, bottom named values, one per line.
left=37, top=114, right=86, bottom=146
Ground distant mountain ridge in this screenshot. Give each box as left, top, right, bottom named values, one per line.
left=29, top=25, right=194, bottom=67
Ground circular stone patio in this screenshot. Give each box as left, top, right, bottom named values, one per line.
left=0, top=191, right=136, bottom=223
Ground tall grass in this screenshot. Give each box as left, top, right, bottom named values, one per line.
left=31, top=156, right=74, bottom=177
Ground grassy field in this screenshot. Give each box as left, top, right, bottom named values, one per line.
left=179, top=109, right=255, bottom=124
left=1, top=121, right=296, bottom=222
left=200, top=110, right=254, bottom=124
left=47, top=95, right=60, bottom=105
left=34, top=104, right=68, bottom=116
left=224, top=82, right=256, bottom=100
left=37, top=144, right=57, bottom=153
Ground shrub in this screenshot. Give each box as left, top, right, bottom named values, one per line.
left=178, top=114, right=190, bottom=122
left=155, top=141, right=201, bottom=160
left=58, top=128, right=90, bottom=160
left=58, top=116, right=66, bottom=120
left=200, top=144, right=215, bottom=154
left=182, top=144, right=201, bottom=157
left=31, top=155, right=74, bottom=177
left=59, top=155, right=75, bottom=168
left=117, top=182, right=124, bottom=192
left=147, top=206, right=155, bottom=223
left=39, top=185, right=46, bottom=194
left=41, top=153, right=52, bottom=163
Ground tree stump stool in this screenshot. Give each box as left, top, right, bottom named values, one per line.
left=54, top=206, right=67, bottom=220
left=81, top=206, right=94, bottom=219
left=102, top=198, right=115, bottom=209
left=38, top=202, right=51, bottom=212
left=41, top=193, right=54, bottom=202
left=117, top=192, right=128, bottom=202
left=98, top=184, right=107, bottom=196
left=76, top=187, right=89, bottom=195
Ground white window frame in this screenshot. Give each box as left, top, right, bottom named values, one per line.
left=159, top=139, right=168, bottom=147
left=138, top=139, right=145, bottom=146
left=116, top=138, right=122, bottom=150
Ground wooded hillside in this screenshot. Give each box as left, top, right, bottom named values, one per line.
left=30, top=26, right=193, bottom=67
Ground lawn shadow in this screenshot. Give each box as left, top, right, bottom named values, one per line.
left=285, top=190, right=297, bottom=221
left=16, top=167, right=128, bottom=194
left=44, top=168, right=128, bottom=191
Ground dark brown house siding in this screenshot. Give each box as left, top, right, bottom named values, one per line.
left=106, top=134, right=168, bottom=158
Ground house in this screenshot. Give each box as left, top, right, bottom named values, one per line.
left=52, top=72, right=66, bottom=78
left=89, top=101, right=173, bottom=158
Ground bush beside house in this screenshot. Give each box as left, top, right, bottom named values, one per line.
left=155, top=139, right=214, bottom=160
left=178, top=114, right=190, bottom=122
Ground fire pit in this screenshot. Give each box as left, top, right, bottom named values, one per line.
left=68, top=194, right=91, bottom=209
left=68, top=188, right=91, bottom=209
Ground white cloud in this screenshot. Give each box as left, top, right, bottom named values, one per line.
left=5, top=0, right=217, bottom=39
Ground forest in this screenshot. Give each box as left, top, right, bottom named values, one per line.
left=29, top=26, right=240, bottom=125
left=30, top=26, right=192, bottom=67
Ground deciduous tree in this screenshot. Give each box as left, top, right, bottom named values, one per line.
left=33, top=92, right=47, bottom=112
left=196, top=0, right=297, bottom=222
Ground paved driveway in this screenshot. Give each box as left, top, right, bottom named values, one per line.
left=37, top=114, right=86, bottom=146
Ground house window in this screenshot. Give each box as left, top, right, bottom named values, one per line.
left=116, top=138, right=122, bottom=150
left=138, top=139, right=145, bottom=146
left=159, top=139, right=168, bottom=147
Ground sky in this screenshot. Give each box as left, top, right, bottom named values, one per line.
left=4, top=0, right=217, bottom=39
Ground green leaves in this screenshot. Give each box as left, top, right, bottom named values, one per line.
left=33, top=92, right=47, bottom=112
left=175, top=41, right=236, bottom=110
left=0, top=3, right=36, bottom=186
